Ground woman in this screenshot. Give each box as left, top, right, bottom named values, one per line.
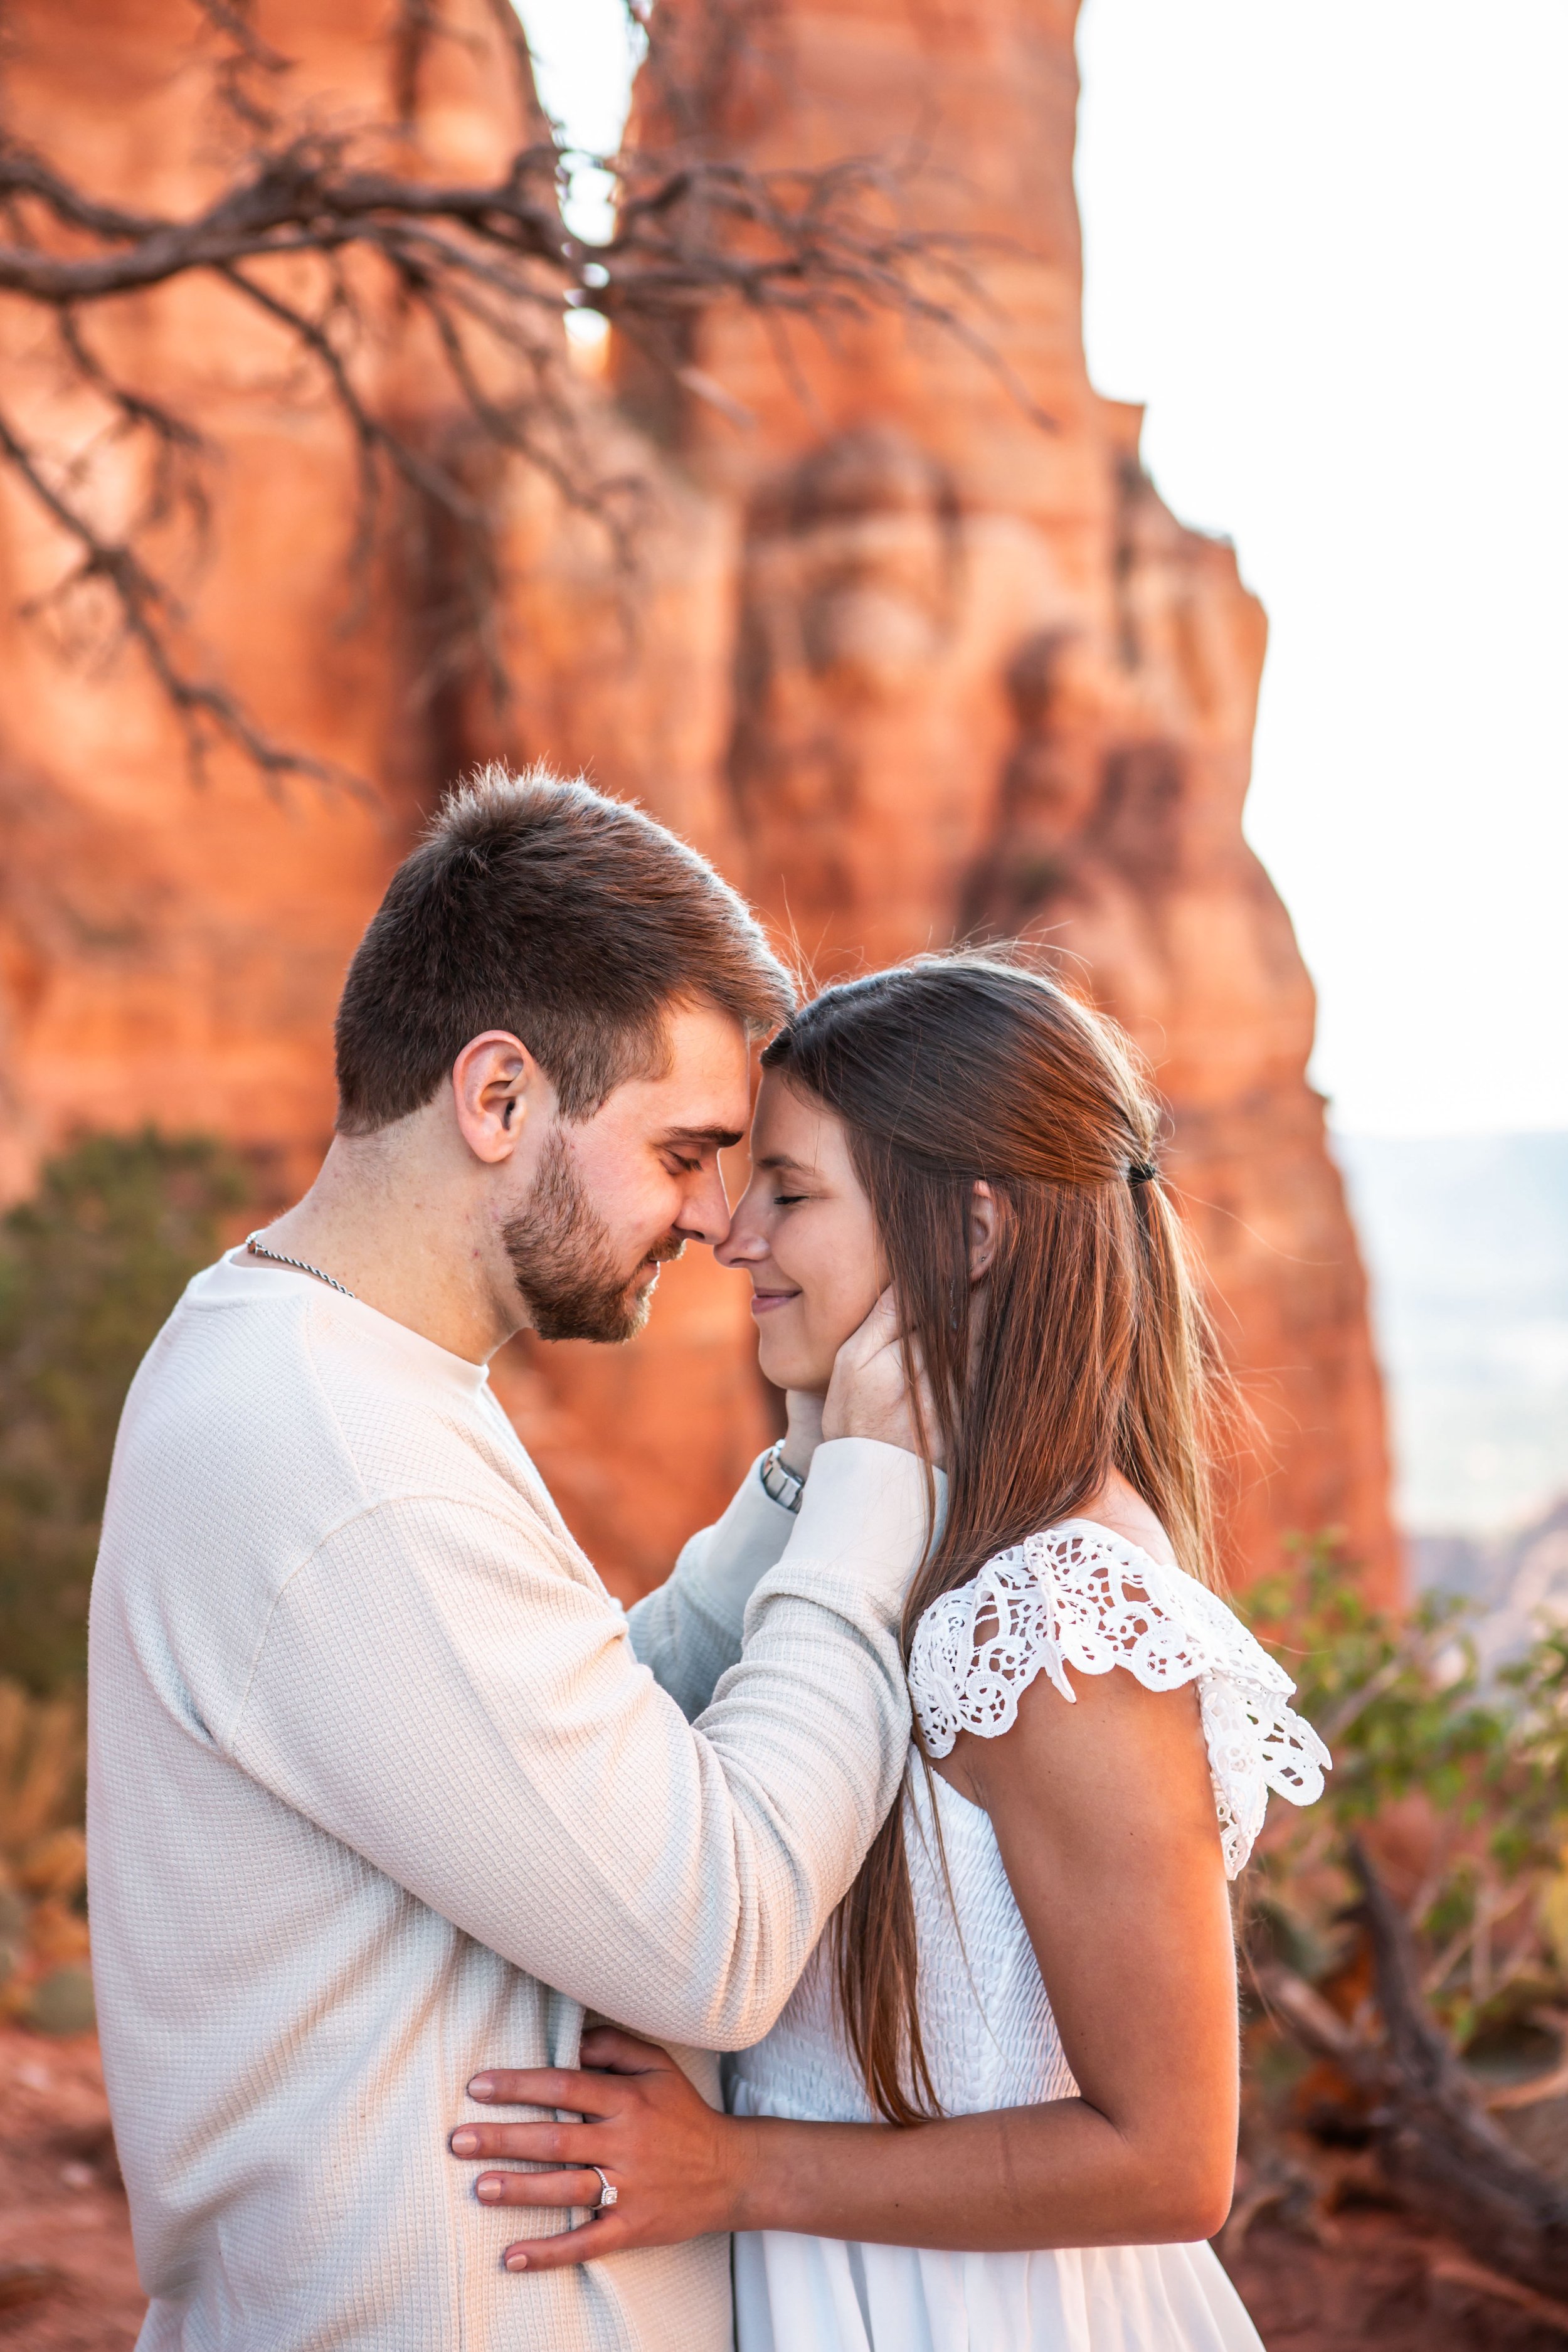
left=451, top=958, right=1329, bottom=2349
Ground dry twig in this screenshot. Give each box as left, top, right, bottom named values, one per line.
left=1253, top=1838, right=1568, bottom=2301
left=0, top=0, right=1023, bottom=792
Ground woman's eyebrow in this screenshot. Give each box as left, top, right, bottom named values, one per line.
left=754, top=1152, right=813, bottom=1175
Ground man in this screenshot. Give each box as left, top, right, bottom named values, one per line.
left=87, top=766, right=932, bottom=2350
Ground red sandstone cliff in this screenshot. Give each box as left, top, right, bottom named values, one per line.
left=0, top=0, right=1400, bottom=1599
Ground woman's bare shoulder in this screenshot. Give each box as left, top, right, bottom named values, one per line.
left=1067, top=1468, right=1179, bottom=1569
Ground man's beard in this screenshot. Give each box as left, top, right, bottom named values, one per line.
left=503, top=1131, right=686, bottom=1344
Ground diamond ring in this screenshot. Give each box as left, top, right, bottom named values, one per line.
left=590, top=2166, right=618, bottom=2211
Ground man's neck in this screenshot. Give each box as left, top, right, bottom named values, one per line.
left=252, top=1135, right=520, bottom=1365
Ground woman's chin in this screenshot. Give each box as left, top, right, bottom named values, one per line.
left=755, top=1330, right=831, bottom=1396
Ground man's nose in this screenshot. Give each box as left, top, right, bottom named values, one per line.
left=677, top=1165, right=733, bottom=1249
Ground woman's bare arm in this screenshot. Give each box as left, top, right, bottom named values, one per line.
left=448, top=1656, right=1240, bottom=2270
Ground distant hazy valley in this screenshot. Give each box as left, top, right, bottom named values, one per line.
left=1333, top=1132, right=1568, bottom=1592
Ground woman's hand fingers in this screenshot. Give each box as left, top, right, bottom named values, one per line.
left=467, top=2066, right=606, bottom=2113
left=576, top=2026, right=671, bottom=2074
left=452, top=2122, right=594, bottom=2163
left=453, top=2035, right=751, bottom=2264
left=474, top=2166, right=607, bottom=2209
left=502, top=2215, right=627, bottom=2274
left=467, top=2030, right=675, bottom=2107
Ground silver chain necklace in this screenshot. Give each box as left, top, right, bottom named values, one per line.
left=245, top=1231, right=358, bottom=1300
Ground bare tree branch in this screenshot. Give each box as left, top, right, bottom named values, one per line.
left=0, top=400, right=364, bottom=798
left=0, top=0, right=1045, bottom=794
left=1253, top=1841, right=1568, bottom=2304
left=191, top=0, right=292, bottom=137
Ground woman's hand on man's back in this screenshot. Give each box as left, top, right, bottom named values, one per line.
left=448, top=2026, right=758, bottom=2270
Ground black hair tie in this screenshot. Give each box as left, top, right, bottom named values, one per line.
left=1128, top=1161, right=1158, bottom=1185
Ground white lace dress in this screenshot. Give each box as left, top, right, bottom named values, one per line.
left=728, top=1520, right=1330, bottom=2352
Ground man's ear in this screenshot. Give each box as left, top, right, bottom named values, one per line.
left=451, top=1032, right=547, bottom=1165
left=968, top=1180, right=999, bottom=1281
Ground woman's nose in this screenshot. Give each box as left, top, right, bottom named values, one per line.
left=715, top=1210, right=769, bottom=1269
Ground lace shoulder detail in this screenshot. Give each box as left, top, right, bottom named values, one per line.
left=907, top=1520, right=1330, bottom=1877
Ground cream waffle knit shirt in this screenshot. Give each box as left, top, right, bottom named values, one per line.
left=87, top=1252, right=932, bottom=2351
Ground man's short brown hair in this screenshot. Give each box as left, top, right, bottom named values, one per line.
left=334, top=764, right=795, bottom=1132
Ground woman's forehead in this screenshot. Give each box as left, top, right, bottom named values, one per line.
left=751, top=1072, right=850, bottom=1173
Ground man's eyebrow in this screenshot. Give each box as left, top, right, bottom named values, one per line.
left=662, top=1125, right=745, bottom=1150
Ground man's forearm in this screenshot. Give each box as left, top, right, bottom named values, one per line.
left=627, top=1455, right=793, bottom=1720
left=628, top=1398, right=875, bottom=1720
left=234, top=1449, right=933, bottom=2048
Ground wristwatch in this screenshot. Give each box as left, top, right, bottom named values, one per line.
left=759, top=1443, right=807, bottom=1513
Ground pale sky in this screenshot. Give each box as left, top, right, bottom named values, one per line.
left=518, top=0, right=1568, bottom=1140
left=1076, top=0, right=1568, bottom=1140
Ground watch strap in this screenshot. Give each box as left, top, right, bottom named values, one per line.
left=759, top=1443, right=806, bottom=1514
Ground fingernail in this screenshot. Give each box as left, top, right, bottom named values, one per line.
left=477, top=2177, right=503, bottom=2203
left=469, top=2075, right=495, bottom=2100
left=451, top=2131, right=479, bottom=2156
left=504, top=2251, right=529, bottom=2271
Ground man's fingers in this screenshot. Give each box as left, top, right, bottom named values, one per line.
left=467, top=2067, right=605, bottom=2112
left=475, top=2166, right=605, bottom=2210
left=859, top=1286, right=900, bottom=1340
left=502, top=2215, right=624, bottom=2273
left=837, top=1287, right=902, bottom=1368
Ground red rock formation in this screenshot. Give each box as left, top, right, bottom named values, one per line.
left=0, top=0, right=517, bottom=1200
left=0, top=0, right=1400, bottom=1601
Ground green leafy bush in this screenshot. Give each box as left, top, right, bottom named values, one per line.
left=1244, top=1537, right=1568, bottom=2052
left=0, top=1677, right=90, bottom=2025
left=0, top=1130, right=247, bottom=1693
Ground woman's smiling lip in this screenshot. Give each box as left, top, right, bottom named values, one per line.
left=749, top=1288, right=801, bottom=1316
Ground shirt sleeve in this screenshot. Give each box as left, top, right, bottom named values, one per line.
left=625, top=1453, right=796, bottom=1720
left=226, top=1438, right=932, bottom=2050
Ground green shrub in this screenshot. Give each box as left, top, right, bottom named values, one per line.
left=0, top=1131, right=247, bottom=1693
left=1244, top=1537, right=1568, bottom=2051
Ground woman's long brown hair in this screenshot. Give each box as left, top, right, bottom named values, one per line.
left=760, top=955, right=1234, bottom=2127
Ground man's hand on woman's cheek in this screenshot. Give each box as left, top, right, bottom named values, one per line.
left=448, top=2027, right=759, bottom=2271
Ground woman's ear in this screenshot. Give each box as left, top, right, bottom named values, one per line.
left=968, top=1180, right=999, bottom=1281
